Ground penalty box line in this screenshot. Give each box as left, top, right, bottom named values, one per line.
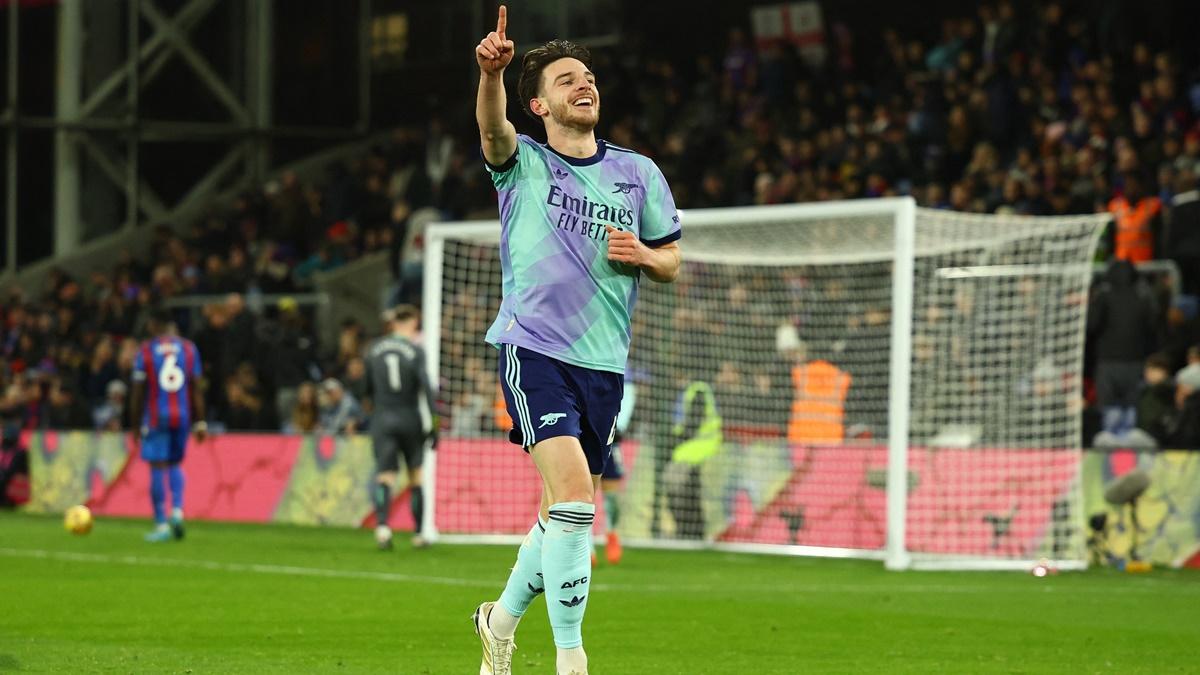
left=0, top=547, right=1190, bottom=595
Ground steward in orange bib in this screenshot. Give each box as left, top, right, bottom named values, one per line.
left=1107, top=172, right=1162, bottom=264
left=786, top=343, right=851, bottom=443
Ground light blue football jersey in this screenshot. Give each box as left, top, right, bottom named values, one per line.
left=484, top=134, right=681, bottom=373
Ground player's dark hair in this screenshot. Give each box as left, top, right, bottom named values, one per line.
left=147, top=306, right=173, bottom=332
left=517, top=39, right=592, bottom=121
left=391, top=304, right=420, bottom=324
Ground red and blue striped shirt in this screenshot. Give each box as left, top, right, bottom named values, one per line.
left=132, top=336, right=203, bottom=430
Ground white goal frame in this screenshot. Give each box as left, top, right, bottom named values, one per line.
left=421, top=197, right=1101, bottom=571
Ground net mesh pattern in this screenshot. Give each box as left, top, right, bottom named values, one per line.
left=429, top=203, right=1106, bottom=565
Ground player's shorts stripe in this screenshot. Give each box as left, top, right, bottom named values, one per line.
left=502, top=344, right=514, bottom=429
left=510, top=345, right=535, bottom=444
left=514, top=345, right=539, bottom=445
left=506, top=345, right=535, bottom=445
left=503, top=345, right=523, bottom=441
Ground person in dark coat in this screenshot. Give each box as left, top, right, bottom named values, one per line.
left=1087, top=260, right=1159, bottom=434
left=1164, top=171, right=1200, bottom=296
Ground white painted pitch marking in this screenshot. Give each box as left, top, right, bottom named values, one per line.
left=0, top=547, right=495, bottom=589
left=0, top=547, right=1192, bottom=595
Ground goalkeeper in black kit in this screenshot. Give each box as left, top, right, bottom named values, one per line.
left=363, top=305, right=438, bottom=550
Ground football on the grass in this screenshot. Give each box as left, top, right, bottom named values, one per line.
left=64, top=505, right=94, bottom=535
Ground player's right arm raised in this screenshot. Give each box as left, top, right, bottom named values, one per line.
left=476, top=4, right=517, bottom=166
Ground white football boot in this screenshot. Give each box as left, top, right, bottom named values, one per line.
left=472, top=601, right=515, bottom=675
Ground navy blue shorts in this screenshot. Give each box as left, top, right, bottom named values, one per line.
left=601, top=443, right=625, bottom=480
left=498, top=344, right=623, bottom=475
left=141, top=427, right=189, bottom=464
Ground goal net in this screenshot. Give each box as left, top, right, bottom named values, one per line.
left=422, top=198, right=1108, bottom=570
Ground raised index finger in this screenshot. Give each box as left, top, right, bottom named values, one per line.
left=497, top=5, right=507, bottom=39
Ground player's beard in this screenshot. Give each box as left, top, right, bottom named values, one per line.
left=548, top=96, right=599, bottom=133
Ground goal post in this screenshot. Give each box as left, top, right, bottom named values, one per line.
left=423, top=198, right=1108, bottom=570
left=886, top=196, right=916, bottom=571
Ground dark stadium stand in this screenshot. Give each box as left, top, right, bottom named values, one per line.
left=2, top=1, right=1199, bottom=444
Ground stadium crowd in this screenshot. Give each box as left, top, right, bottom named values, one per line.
left=1, top=1, right=1199, bottom=449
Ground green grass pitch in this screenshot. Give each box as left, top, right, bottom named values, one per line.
left=0, top=512, right=1196, bottom=674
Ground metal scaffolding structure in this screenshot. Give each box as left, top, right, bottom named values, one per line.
left=2, top=0, right=373, bottom=281
left=5, top=0, right=18, bottom=277
left=0, top=0, right=627, bottom=284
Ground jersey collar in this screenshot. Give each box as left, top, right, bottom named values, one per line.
left=543, top=139, right=607, bottom=167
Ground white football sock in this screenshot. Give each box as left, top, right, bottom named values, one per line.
left=488, top=603, right=521, bottom=640
left=556, top=646, right=587, bottom=674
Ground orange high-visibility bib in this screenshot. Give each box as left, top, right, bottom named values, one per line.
left=788, top=359, right=851, bottom=442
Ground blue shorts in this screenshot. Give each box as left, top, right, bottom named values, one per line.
left=601, top=443, right=625, bottom=480
left=141, top=427, right=189, bottom=464
left=498, top=344, right=623, bottom=475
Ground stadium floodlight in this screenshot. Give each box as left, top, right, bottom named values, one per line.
left=422, top=197, right=1109, bottom=571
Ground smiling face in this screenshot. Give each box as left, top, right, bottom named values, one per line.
left=533, top=57, right=599, bottom=132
